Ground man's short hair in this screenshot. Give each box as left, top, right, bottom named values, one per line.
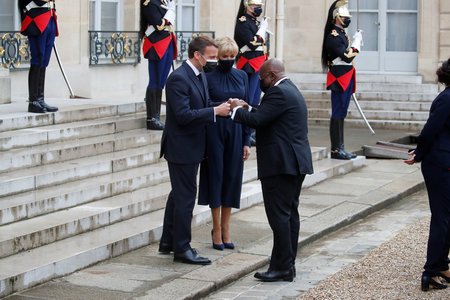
left=188, top=35, right=218, bottom=59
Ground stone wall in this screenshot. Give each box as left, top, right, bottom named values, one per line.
left=0, top=68, right=11, bottom=104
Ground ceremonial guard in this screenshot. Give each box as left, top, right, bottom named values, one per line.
left=234, top=0, right=268, bottom=145
left=140, top=0, right=177, bottom=130
left=19, top=0, right=59, bottom=113
left=321, top=0, right=363, bottom=159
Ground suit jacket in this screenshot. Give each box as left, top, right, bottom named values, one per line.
left=234, top=78, right=314, bottom=178
left=415, top=87, right=450, bottom=169
left=160, top=61, right=215, bottom=164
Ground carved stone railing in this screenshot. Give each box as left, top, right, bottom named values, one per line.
left=0, top=32, right=30, bottom=70
left=89, top=31, right=141, bottom=66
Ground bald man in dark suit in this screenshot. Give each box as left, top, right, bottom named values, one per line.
left=230, top=58, right=313, bottom=282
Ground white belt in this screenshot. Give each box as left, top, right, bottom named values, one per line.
left=332, top=57, right=352, bottom=66
left=145, top=25, right=171, bottom=37
left=26, top=1, right=54, bottom=11
left=240, top=45, right=264, bottom=53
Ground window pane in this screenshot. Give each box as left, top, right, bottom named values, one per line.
left=348, top=12, right=378, bottom=51
left=101, top=2, right=117, bottom=31
left=89, top=1, right=96, bottom=31
left=0, top=0, right=15, bottom=31
left=387, top=13, right=417, bottom=51
left=388, top=0, right=417, bottom=10
left=182, top=0, right=195, bottom=4
left=182, top=6, right=195, bottom=31
left=348, top=0, right=378, bottom=10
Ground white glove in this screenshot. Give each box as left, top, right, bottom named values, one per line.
left=351, top=30, right=363, bottom=52
left=256, top=17, right=268, bottom=39
left=163, top=0, right=176, bottom=25
left=167, top=0, right=176, bottom=11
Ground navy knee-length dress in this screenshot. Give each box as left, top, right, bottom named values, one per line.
left=198, top=65, right=251, bottom=208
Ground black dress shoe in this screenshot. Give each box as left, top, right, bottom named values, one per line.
left=158, top=242, right=172, bottom=254
left=254, top=268, right=294, bottom=282
left=174, top=248, right=211, bottom=265
left=421, top=274, right=447, bottom=291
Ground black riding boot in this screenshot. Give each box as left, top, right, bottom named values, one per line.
left=145, top=89, right=164, bottom=130
left=28, top=65, right=47, bottom=113
left=38, top=67, right=58, bottom=112
left=338, top=119, right=356, bottom=159
left=330, top=118, right=350, bottom=160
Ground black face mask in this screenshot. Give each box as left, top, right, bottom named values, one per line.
left=253, top=6, right=263, bottom=17
left=218, top=59, right=234, bottom=72
left=203, top=60, right=218, bottom=73
left=259, top=78, right=270, bottom=94
left=342, top=18, right=351, bottom=28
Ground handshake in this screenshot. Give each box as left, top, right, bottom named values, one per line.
left=214, top=98, right=249, bottom=117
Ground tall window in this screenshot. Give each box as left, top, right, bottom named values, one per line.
left=176, top=0, right=199, bottom=31
left=0, top=0, right=20, bottom=31
left=89, top=0, right=122, bottom=31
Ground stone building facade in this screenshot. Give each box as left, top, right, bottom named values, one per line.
left=0, top=0, right=447, bottom=101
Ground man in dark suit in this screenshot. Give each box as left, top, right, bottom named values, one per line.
left=230, top=58, right=313, bottom=281
left=158, top=36, right=231, bottom=265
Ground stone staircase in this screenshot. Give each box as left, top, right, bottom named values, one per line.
left=0, top=99, right=365, bottom=297
left=289, top=73, right=438, bottom=131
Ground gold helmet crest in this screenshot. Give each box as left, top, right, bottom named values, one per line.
left=333, top=0, right=352, bottom=19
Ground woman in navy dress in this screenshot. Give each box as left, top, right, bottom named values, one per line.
left=199, top=37, right=251, bottom=250
left=405, top=59, right=450, bottom=291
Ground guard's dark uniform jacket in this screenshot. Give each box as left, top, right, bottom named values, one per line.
left=19, top=0, right=59, bottom=37
left=325, top=25, right=356, bottom=93
left=142, top=0, right=177, bottom=61
left=234, top=13, right=266, bottom=74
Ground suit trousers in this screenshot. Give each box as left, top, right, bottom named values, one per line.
left=261, top=174, right=305, bottom=271
left=422, top=161, right=450, bottom=276
left=160, top=161, right=199, bottom=253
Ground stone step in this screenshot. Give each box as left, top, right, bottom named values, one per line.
left=0, top=155, right=365, bottom=297
left=0, top=113, right=146, bottom=151
left=0, top=147, right=328, bottom=226
left=309, top=118, right=425, bottom=132
left=288, top=73, right=423, bottom=84
left=0, top=143, right=162, bottom=198
left=308, top=108, right=429, bottom=122
left=0, top=100, right=146, bottom=133
left=0, top=129, right=162, bottom=174
left=300, top=90, right=437, bottom=102
left=0, top=162, right=170, bottom=226
left=0, top=182, right=171, bottom=259
left=294, top=82, right=438, bottom=94
left=306, top=99, right=432, bottom=112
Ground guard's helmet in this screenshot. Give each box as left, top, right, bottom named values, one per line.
left=333, top=0, right=352, bottom=19
left=246, top=0, right=264, bottom=6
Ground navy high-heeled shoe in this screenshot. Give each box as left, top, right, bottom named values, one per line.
left=223, top=242, right=235, bottom=249
left=211, top=230, right=224, bottom=251
left=421, top=274, right=447, bottom=291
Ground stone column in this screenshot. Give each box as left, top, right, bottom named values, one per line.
left=0, top=68, right=11, bottom=104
